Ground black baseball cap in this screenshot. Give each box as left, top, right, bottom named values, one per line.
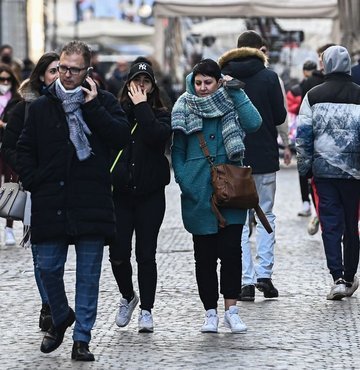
left=127, top=61, right=155, bottom=84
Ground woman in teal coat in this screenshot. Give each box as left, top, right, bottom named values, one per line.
left=171, top=59, right=261, bottom=334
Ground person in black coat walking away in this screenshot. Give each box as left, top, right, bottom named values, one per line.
left=16, top=41, right=130, bottom=361
left=218, top=30, right=287, bottom=302
left=2, top=51, right=60, bottom=332
left=0, top=63, right=21, bottom=246
left=109, top=58, right=172, bottom=333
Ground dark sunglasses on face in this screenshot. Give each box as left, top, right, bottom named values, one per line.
left=57, top=64, right=89, bottom=75
left=0, top=77, right=12, bottom=83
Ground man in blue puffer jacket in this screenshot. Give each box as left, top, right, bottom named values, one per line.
left=296, top=45, right=360, bottom=301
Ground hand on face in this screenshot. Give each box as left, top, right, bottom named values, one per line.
left=128, top=80, right=147, bottom=105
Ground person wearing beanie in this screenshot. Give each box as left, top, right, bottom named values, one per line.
left=296, top=45, right=360, bottom=300
left=109, top=57, right=172, bottom=333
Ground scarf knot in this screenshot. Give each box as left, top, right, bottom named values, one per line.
left=172, top=87, right=245, bottom=161
left=55, top=80, right=92, bottom=161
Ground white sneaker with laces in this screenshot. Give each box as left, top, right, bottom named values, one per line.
left=201, top=309, right=219, bottom=333
left=4, top=227, right=16, bottom=246
left=224, top=306, right=247, bottom=334
left=115, top=292, right=139, bottom=327
left=327, top=278, right=347, bottom=300
left=345, top=276, right=359, bottom=297
left=138, top=310, right=154, bottom=333
left=298, top=201, right=311, bottom=217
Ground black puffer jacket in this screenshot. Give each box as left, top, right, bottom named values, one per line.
left=111, top=101, right=172, bottom=196
left=16, top=83, right=130, bottom=244
left=2, top=80, right=39, bottom=171
left=219, top=47, right=287, bottom=174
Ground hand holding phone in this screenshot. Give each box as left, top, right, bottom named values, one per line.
left=81, top=68, right=97, bottom=103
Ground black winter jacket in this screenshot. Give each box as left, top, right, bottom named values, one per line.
left=2, top=80, right=40, bottom=171
left=111, top=101, right=171, bottom=196
left=301, top=70, right=324, bottom=100
left=0, top=94, right=21, bottom=146
left=16, top=83, right=130, bottom=244
left=219, top=47, right=287, bottom=174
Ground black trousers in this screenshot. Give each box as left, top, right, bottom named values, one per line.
left=193, top=224, right=243, bottom=311
left=109, top=188, right=165, bottom=311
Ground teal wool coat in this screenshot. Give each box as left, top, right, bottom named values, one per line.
left=171, top=74, right=262, bottom=235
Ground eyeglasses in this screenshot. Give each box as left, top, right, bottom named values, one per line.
left=57, top=64, right=88, bottom=75
left=0, top=77, right=12, bottom=83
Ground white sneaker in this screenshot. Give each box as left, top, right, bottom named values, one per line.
left=224, top=306, right=247, bottom=334
left=307, top=216, right=320, bottom=235
left=327, top=278, right=347, bottom=300
left=201, top=309, right=219, bottom=333
left=138, top=310, right=154, bottom=333
left=4, top=227, right=16, bottom=246
left=298, top=201, right=311, bottom=217
left=345, top=276, right=359, bottom=297
left=115, top=293, right=139, bottom=327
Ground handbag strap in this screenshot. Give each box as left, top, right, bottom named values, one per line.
left=196, top=132, right=214, bottom=167
left=253, top=204, right=273, bottom=234
left=110, top=123, right=137, bottom=173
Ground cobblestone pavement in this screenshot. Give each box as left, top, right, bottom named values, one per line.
left=1, top=163, right=359, bottom=370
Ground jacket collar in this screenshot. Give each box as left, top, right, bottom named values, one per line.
left=218, top=47, right=267, bottom=68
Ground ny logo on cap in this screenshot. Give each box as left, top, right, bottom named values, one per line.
left=138, top=63, right=147, bottom=70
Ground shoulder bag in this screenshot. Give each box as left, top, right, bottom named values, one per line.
left=196, top=132, right=272, bottom=233
left=0, top=182, right=27, bottom=220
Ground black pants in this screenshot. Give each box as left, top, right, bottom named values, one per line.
left=314, top=177, right=360, bottom=282
left=109, top=189, right=165, bottom=311
left=193, top=224, right=243, bottom=311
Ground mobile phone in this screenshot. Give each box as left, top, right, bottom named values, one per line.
left=82, top=67, right=94, bottom=89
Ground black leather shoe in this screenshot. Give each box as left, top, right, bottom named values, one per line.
left=71, top=341, right=95, bottom=361
left=39, top=304, right=52, bottom=332
left=256, top=278, right=279, bottom=298
left=238, top=284, right=255, bottom=301
left=40, top=307, right=75, bottom=353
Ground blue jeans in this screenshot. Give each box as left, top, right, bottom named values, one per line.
left=31, top=245, right=48, bottom=304
left=241, top=172, right=276, bottom=285
left=34, top=237, right=104, bottom=343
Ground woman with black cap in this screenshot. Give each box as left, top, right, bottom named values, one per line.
left=109, top=58, right=172, bottom=333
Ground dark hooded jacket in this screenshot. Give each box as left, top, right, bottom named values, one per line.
left=2, top=79, right=39, bottom=171
left=219, top=47, right=287, bottom=174
left=16, top=82, right=130, bottom=244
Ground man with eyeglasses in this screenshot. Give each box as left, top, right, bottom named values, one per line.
left=17, top=40, right=130, bottom=361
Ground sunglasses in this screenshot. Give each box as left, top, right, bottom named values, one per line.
left=57, top=64, right=89, bottom=76
left=0, top=77, right=12, bottom=83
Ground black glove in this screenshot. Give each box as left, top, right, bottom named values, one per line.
left=224, top=78, right=245, bottom=89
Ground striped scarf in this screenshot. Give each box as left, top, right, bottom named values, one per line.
left=171, top=87, right=245, bottom=161
left=55, top=80, right=92, bottom=161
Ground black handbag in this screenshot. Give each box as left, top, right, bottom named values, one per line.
left=0, top=182, right=27, bottom=220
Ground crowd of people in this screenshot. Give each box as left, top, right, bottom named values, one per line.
left=0, top=33, right=359, bottom=362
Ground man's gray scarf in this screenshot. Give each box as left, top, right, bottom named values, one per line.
left=55, top=81, right=92, bottom=161
left=171, top=87, right=245, bottom=161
